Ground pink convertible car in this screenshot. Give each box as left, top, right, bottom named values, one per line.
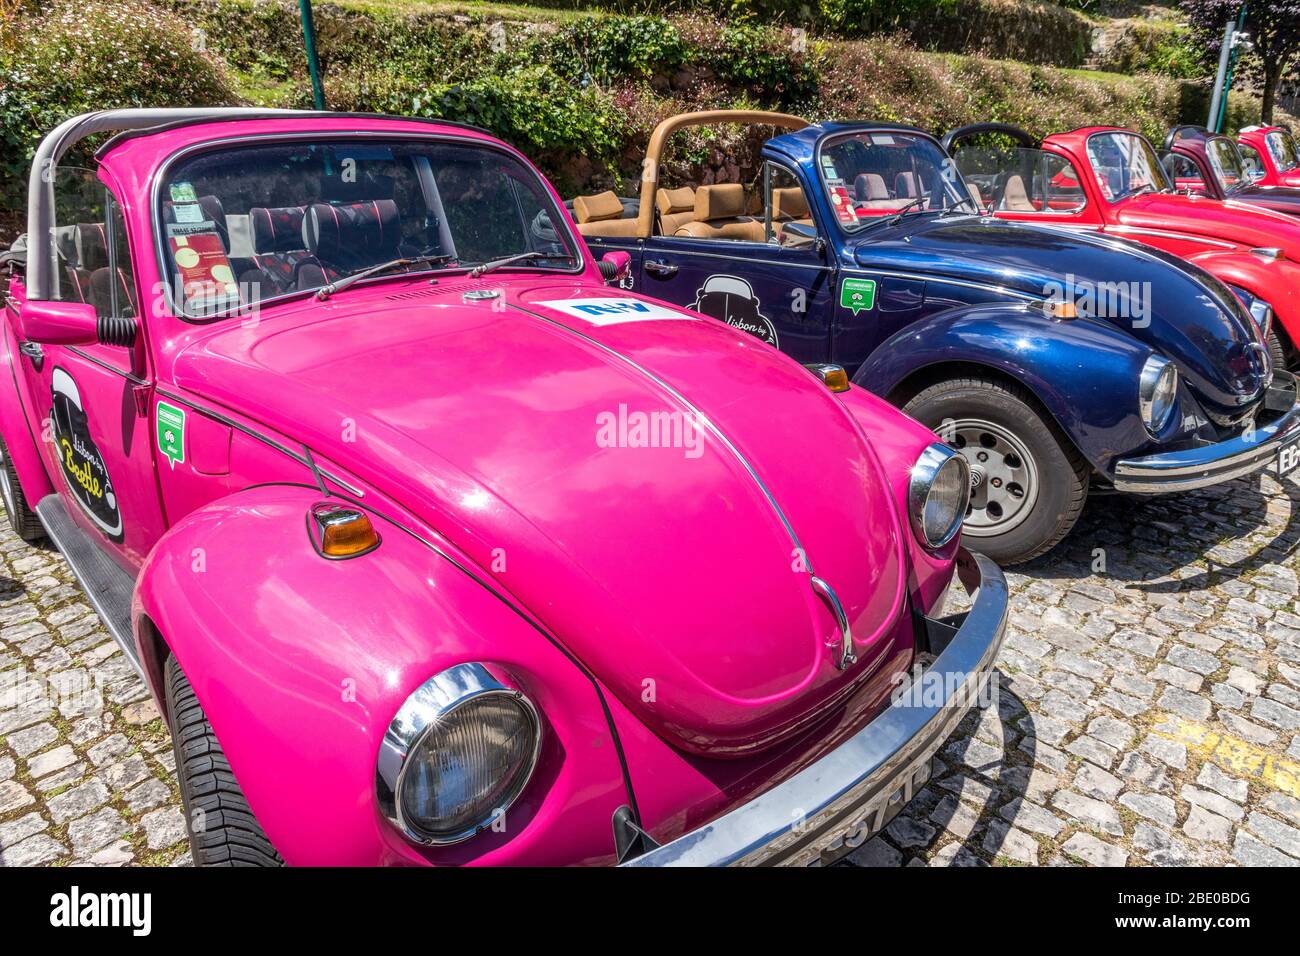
left=0, top=109, right=1006, bottom=866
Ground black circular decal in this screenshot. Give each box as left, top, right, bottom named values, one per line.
left=51, top=367, right=123, bottom=541
left=692, top=275, right=779, bottom=347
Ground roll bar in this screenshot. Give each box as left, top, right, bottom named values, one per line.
left=635, top=110, right=809, bottom=239
left=940, top=123, right=1039, bottom=153
left=24, top=108, right=315, bottom=300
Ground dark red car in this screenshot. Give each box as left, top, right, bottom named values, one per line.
left=1161, top=125, right=1300, bottom=218
left=944, top=123, right=1300, bottom=369
left=1237, top=125, right=1300, bottom=188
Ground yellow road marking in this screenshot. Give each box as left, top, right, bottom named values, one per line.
left=1152, top=714, right=1300, bottom=799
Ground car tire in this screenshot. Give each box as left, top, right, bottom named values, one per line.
left=165, top=653, right=284, bottom=867
left=1267, top=328, right=1288, bottom=372
left=903, top=376, right=1089, bottom=565
left=0, top=433, right=43, bottom=542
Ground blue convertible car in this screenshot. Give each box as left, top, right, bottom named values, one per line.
left=571, top=110, right=1300, bottom=564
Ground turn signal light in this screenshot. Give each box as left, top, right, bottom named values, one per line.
left=1037, top=299, right=1078, bottom=319
left=803, top=363, right=851, bottom=393
left=310, top=503, right=380, bottom=558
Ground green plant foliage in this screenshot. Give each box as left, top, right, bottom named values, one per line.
left=0, top=0, right=236, bottom=228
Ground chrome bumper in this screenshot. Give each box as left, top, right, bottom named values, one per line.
left=1112, top=370, right=1300, bottom=493
left=622, top=550, right=1008, bottom=867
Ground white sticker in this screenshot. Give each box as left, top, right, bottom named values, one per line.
left=871, top=134, right=896, bottom=146
left=172, top=203, right=203, bottom=224
left=535, top=298, right=697, bottom=325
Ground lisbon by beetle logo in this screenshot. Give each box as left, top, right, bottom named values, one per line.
left=51, top=368, right=123, bottom=541
left=692, top=275, right=779, bottom=347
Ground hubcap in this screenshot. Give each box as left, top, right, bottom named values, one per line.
left=946, top=418, right=1039, bottom=537
left=0, top=444, right=15, bottom=521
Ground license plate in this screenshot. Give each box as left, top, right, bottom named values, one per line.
left=799, top=759, right=932, bottom=867
left=1278, top=440, right=1300, bottom=475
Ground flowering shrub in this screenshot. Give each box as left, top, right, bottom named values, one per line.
left=0, top=0, right=236, bottom=227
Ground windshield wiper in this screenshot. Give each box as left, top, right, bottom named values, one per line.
left=938, top=195, right=982, bottom=217
left=856, top=195, right=930, bottom=233
left=468, top=250, right=574, bottom=278
left=316, top=253, right=457, bottom=301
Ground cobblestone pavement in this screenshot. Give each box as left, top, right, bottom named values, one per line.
left=3, top=473, right=1300, bottom=867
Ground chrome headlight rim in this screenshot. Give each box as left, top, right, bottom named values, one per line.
left=376, top=662, right=542, bottom=847
left=1138, top=355, right=1179, bottom=437
left=907, top=442, right=970, bottom=551
left=1249, top=299, right=1274, bottom=340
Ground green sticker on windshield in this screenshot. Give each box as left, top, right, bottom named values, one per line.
left=840, top=278, right=877, bottom=315
left=156, top=402, right=186, bottom=470
left=169, top=182, right=198, bottom=203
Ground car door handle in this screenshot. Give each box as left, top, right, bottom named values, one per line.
left=644, top=260, right=678, bottom=278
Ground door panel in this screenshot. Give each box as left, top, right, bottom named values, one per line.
left=636, top=237, right=834, bottom=364
left=16, top=168, right=165, bottom=571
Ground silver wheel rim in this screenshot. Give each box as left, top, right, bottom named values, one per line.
left=946, top=418, right=1040, bottom=537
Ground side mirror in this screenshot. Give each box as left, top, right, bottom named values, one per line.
left=597, top=251, right=632, bottom=284
left=19, top=300, right=103, bottom=346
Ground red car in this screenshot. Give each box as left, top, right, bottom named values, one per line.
left=944, top=123, right=1300, bottom=369
left=1237, top=125, right=1300, bottom=188
left=1161, top=125, right=1300, bottom=219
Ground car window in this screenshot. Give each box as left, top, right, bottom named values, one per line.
left=1238, top=142, right=1266, bottom=180
left=1266, top=130, right=1299, bottom=173
left=818, top=131, right=974, bottom=231
left=763, top=162, right=819, bottom=249
left=1160, top=152, right=1206, bottom=192
left=1206, top=138, right=1246, bottom=190
left=1084, top=131, right=1170, bottom=202
left=951, top=146, right=1085, bottom=214
left=48, top=167, right=139, bottom=324
left=158, top=139, right=577, bottom=319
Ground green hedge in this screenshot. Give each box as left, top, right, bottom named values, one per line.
left=0, top=0, right=1287, bottom=235
left=0, top=0, right=237, bottom=234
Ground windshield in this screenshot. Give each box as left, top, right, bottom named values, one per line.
left=1266, top=130, right=1300, bottom=173
left=951, top=145, right=1086, bottom=213
left=1084, top=131, right=1170, bottom=202
left=1206, top=137, right=1247, bottom=191
left=817, top=131, right=975, bottom=232
left=158, top=138, right=577, bottom=318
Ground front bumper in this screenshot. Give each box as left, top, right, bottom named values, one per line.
left=1112, top=370, right=1300, bottom=493
left=622, top=550, right=1008, bottom=867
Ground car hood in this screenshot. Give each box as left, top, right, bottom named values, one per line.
left=1230, top=183, right=1300, bottom=216
left=1114, top=192, right=1300, bottom=260
left=170, top=281, right=910, bottom=755
left=853, top=215, right=1269, bottom=422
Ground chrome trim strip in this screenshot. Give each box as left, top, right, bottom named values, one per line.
left=154, top=388, right=365, bottom=497
left=1107, top=224, right=1238, bottom=250
left=810, top=576, right=855, bottom=670
left=623, top=550, right=1008, bottom=866
left=508, top=305, right=808, bottom=558
left=1113, top=370, right=1300, bottom=492
left=842, top=268, right=1038, bottom=302
left=507, top=300, right=859, bottom=666
left=375, top=662, right=542, bottom=846
left=646, top=242, right=833, bottom=272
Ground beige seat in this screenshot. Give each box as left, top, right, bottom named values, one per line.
left=656, top=186, right=696, bottom=235
left=673, top=184, right=766, bottom=242
left=1000, top=175, right=1036, bottom=212
left=772, top=186, right=809, bottom=222
left=573, top=191, right=640, bottom=237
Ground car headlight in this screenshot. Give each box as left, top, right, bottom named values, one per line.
left=1139, top=355, right=1179, bottom=435
left=376, top=663, right=541, bottom=846
left=908, top=443, right=970, bottom=550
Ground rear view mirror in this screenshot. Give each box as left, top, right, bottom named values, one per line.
left=20, top=300, right=103, bottom=346
left=598, top=251, right=631, bottom=284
